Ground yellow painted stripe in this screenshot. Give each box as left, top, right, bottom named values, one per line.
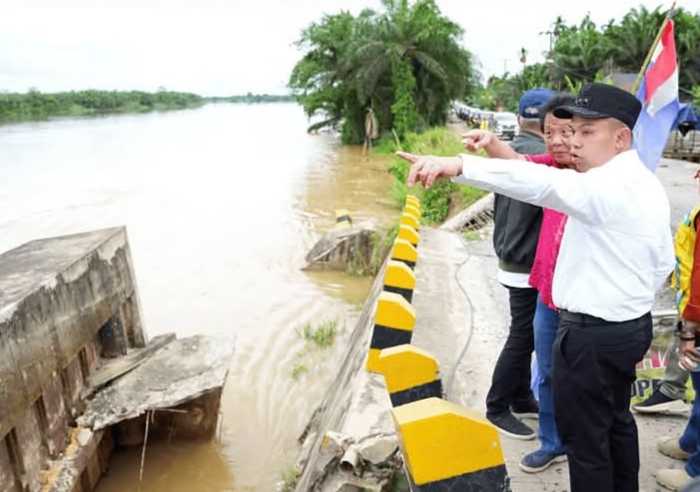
left=398, top=225, right=419, bottom=246
left=367, top=348, right=383, bottom=373
left=405, top=204, right=421, bottom=219
left=384, top=260, right=416, bottom=290
left=401, top=212, right=420, bottom=231
left=375, top=292, right=415, bottom=330
left=391, top=239, right=418, bottom=265
left=379, top=345, right=439, bottom=393
left=392, top=397, right=505, bottom=483
left=406, top=195, right=421, bottom=207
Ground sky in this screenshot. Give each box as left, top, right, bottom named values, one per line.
left=0, top=0, right=686, bottom=96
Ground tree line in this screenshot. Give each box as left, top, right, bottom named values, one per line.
left=206, top=93, right=294, bottom=104
left=0, top=89, right=204, bottom=122
left=289, top=1, right=700, bottom=141
left=472, top=6, right=700, bottom=111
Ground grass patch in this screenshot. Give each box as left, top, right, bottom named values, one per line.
left=463, top=230, right=485, bottom=241
left=291, top=363, right=309, bottom=380
left=385, top=127, right=486, bottom=224
left=299, top=320, right=337, bottom=348
left=279, top=464, right=301, bottom=492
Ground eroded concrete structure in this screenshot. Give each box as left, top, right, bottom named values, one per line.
left=0, top=227, right=145, bottom=492
left=0, top=227, right=234, bottom=492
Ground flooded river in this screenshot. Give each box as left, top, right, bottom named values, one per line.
left=0, top=103, right=397, bottom=491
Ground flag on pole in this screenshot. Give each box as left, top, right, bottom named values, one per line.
left=633, top=18, right=680, bottom=172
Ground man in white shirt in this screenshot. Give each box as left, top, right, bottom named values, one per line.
left=396, top=83, right=675, bottom=492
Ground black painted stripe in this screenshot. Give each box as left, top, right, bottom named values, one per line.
left=384, top=285, right=413, bottom=303
left=413, top=464, right=511, bottom=492
left=369, top=324, right=413, bottom=350
left=389, top=380, right=443, bottom=407
left=336, top=215, right=352, bottom=224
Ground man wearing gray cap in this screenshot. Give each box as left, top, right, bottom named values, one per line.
left=396, top=83, right=675, bottom=492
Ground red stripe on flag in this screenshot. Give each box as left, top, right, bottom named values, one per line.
left=645, top=20, right=677, bottom=102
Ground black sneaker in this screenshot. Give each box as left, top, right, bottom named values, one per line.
left=511, top=399, right=539, bottom=419
left=487, top=412, right=536, bottom=440
left=632, top=389, right=689, bottom=415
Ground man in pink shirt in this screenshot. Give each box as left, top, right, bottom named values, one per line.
left=462, top=93, right=576, bottom=473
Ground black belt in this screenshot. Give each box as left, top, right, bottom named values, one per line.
left=558, top=309, right=610, bottom=325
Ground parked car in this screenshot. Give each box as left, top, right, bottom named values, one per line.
left=493, top=112, right=518, bottom=140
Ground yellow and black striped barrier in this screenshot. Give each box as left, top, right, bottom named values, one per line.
left=401, top=211, right=420, bottom=231
left=398, top=224, right=419, bottom=249
left=335, top=209, right=352, bottom=228
left=378, top=345, right=442, bottom=407
left=366, top=292, right=415, bottom=373
left=406, top=194, right=421, bottom=209
left=383, top=260, right=415, bottom=303
left=392, top=397, right=510, bottom=491
left=405, top=203, right=421, bottom=220
left=391, top=239, right=418, bottom=269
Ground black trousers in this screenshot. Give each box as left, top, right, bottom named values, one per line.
left=552, top=311, right=652, bottom=492
left=486, top=286, right=538, bottom=415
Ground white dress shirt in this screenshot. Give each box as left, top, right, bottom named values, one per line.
left=454, top=149, right=674, bottom=322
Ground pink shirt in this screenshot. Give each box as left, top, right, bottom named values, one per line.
left=525, top=154, right=568, bottom=309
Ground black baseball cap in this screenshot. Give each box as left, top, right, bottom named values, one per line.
left=553, top=82, right=642, bottom=131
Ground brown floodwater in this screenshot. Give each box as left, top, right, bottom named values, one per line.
left=0, top=103, right=397, bottom=492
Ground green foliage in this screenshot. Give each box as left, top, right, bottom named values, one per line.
left=468, top=6, right=700, bottom=109
left=692, top=86, right=700, bottom=107
left=300, top=320, right=338, bottom=348
left=280, top=464, right=301, bottom=492
left=288, top=0, right=478, bottom=143
left=206, top=93, right=293, bottom=104
left=347, top=223, right=400, bottom=276
left=391, top=58, right=419, bottom=139
left=291, top=363, right=309, bottom=380
left=550, top=7, right=700, bottom=94
left=384, top=128, right=485, bottom=224
left=0, top=89, right=204, bottom=122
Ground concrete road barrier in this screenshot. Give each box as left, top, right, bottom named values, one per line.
left=378, top=345, right=442, bottom=406
left=392, top=397, right=511, bottom=491
left=383, top=260, right=416, bottom=303
left=366, top=292, right=415, bottom=373
left=391, top=239, right=418, bottom=269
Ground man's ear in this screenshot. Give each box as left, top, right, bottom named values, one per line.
left=615, top=126, right=632, bottom=150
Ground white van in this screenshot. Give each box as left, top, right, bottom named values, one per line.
left=493, top=112, right=519, bottom=140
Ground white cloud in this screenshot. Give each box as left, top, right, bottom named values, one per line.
left=0, top=0, right=683, bottom=95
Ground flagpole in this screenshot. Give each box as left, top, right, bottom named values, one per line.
left=630, top=1, right=677, bottom=95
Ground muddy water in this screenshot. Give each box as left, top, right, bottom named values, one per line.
left=0, top=103, right=397, bottom=492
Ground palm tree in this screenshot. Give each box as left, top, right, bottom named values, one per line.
left=605, top=6, right=665, bottom=73
left=552, top=15, right=613, bottom=86
left=348, top=0, right=475, bottom=135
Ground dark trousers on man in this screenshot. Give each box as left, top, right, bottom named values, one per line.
left=486, top=286, right=538, bottom=415
left=552, top=311, right=653, bottom=492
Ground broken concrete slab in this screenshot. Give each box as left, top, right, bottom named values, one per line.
left=304, top=222, right=377, bottom=271
left=85, top=333, right=176, bottom=395
left=78, top=335, right=235, bottom=432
